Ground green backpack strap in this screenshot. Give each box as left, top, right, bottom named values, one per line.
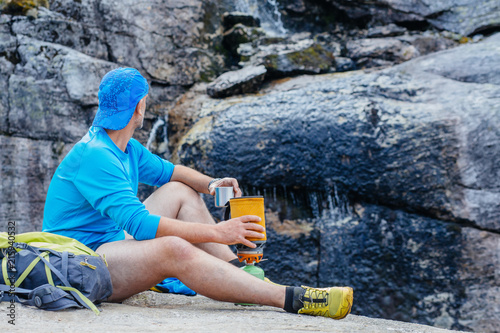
left=0, top=232, right=99, bottom=257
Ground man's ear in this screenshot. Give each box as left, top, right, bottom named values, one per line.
left=134, top=100, right=144, bottom=116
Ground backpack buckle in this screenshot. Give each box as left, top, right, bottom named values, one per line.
left=13, top=242, right=28, bottom=250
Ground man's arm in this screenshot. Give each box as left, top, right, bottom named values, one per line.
left=159, top=165, right=257, bottom=246
left=155, top=215, right=264, bottom=248
left=170, top=165, right=242, bottom=197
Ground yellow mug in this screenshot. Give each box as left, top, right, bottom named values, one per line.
left=226, top=196, right=266, bottom=242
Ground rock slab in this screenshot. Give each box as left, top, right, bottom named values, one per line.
left=0, top=292, right=467, bottom=333
left=207, top=65, right=267, bottom=98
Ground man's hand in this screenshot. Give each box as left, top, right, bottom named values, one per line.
left=208, top=177, right=242, bottom=197
left=214, top=215, right=265, bottom=248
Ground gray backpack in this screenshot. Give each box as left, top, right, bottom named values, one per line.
left=1, top=232, right=112, bottom=315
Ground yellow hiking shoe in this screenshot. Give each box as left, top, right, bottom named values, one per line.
left=297, top=286, right=353, bottom=319
left=264, top=277, right=286, bottom=287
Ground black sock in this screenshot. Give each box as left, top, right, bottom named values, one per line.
left=229, top=258, right=246, bottom=268
left=284, top=286, right=305, bottom=313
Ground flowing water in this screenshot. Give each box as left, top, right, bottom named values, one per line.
left=243, top=183, right=351, bottom=223
left=234, top=0, right=287, bottom=36
left=146, top=117, right=168, bottom=157
left=144, top=1, right=287, bottom=155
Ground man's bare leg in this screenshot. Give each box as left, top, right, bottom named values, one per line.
left=143, top=181, right=237, bottom=262
left=96, top=237, right=285, bottom=306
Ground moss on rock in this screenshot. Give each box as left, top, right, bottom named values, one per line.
left=285, top=44, right=334, bottom=71
left=0, top=0, right=49, bottom=16
left=263, top=43, right=335, bottom=77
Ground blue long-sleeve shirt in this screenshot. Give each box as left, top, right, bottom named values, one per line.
left=42, top=126, right=175, bottom=250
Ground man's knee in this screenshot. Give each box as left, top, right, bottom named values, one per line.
left=145, top=181, right=205, bottom=217
left=168, top=181, right=201, bottom=198
left=157, top=181, right=203, bottom=204
left=157, top=236, right=198, bottom=263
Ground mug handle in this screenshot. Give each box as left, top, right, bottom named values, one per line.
left=223, top=202, right=231, bottom=221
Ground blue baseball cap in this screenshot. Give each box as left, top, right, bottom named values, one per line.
left=92, top=68, right=149, bottom=130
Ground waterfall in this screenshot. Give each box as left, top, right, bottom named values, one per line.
left=308, top=191, right=320, bottom=218
left=146, top=117, right=167, bottom=154
left=321, top=184, right=352, bottom=227
left=235, top=0, right=287, bottom=36
left=240, top=184, right=351, bottom=225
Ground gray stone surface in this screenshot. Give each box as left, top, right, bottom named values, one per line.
left=11, top=7, right=108, bottom=61
left=368, top=24, right=407, bottom=38
left=262, top=43, right=335, bottom=76
left=7, top=36, right=115, bottom=142
left=345, top=32, right=458, bottom=69
left=346, top=37, right=419, bottom=68
left=0, top=136, right=71, bottom=233
left=328, top=0, right=500, bottom=36
left=207, top=65, right=267, bottom=98
left=0, top=292, right=466, bottom=333
left=96, top=0, right=224, bottom=85
left=239, top=39, right=335, bottom=76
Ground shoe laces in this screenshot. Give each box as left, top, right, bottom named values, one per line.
left=300, top=287, right=329, bottom=310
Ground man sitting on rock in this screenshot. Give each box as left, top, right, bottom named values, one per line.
left=42, top=67, right=353, bottom=319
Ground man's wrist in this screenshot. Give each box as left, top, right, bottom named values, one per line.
left=208, top=178, right=222, bottom=191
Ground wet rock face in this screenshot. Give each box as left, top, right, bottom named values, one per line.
left=346, top=37, right=417, bottom=67
left=178, top=34, right=500, bottom=231
left=179, top=35, right=500, bottom=332
left=316, top=203, right=499, bottom=332
left=222, top=11, right=261, bottom=29
left=10, top=8, right=108, bottom=60
left=260, top=200, right=498, bottom=331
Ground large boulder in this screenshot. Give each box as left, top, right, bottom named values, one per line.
left=262, top=43, right=335, bottom=76
left=346, top=33, right=456, bottom=69
left=10, top=7, right=109, bottom=60
left=239, top=38, right=336, bottom=77
left=44, top=0, right=225, bottom=84
left=207, top=65, right=267, bottom=98
left=346, top=37, right=418, bottom=68
left=172, top=34, right=500, bottom=331
left=326, top=0, right=500, bottom=36
left=5, top=36, right=116, bottom=142
left=94, top=0, right=224, bottom=85
left=176, top=33, right=500, bottom=231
